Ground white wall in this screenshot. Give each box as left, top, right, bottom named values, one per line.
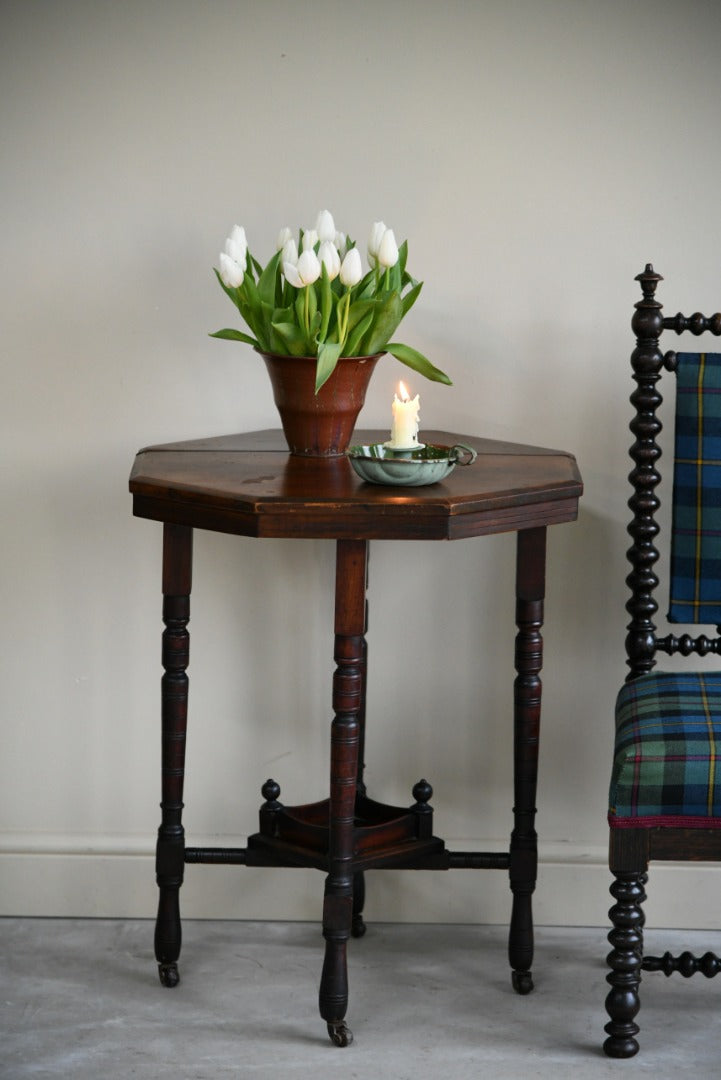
left=3, top=0, right=721, bottom=929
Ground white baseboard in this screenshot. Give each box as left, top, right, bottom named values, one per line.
left=2, top=835, right=720, bottom=930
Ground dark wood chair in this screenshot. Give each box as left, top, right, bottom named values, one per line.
left=604, top=265, right=721, bottom=1058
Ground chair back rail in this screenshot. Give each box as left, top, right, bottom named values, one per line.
left=663, top=312, right=721, bottom=335
left=626, top=266, right=721, bottom=678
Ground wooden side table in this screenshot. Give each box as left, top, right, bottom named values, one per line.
left=130, top=429, right=582, bottom=1046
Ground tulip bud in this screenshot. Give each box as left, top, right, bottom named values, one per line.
left=285, top=249, right=321, bottom=288
left=276, top=226, right=293, bottom=250
left=219, top=251, right=244, bottom=288
left=225, top=223, right=247, bottom=266
left=318, top=240, right=341, bottom=281
left=335, top=231, right=347, bottom=257
left=367, top=220, right=387, bottom=267
left=296, top=248, right=321, bottom=285
left=281, top=237, right=298, bottom=266
left=283, top=260, right=303, bottom=288
left=301, top=228, right=318, bottom=252
left=339, top=247, right=362, bottom=287
left=315, top=210, right=336, bottom=244
left=377, top=228, right=399, bottom=269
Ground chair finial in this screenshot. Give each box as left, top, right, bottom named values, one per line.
left=635, top=264, right=663, bottom=302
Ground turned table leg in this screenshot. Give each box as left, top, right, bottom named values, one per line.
left=352, top=633, right=368, bottom=939
left=319, top=538, right=368, bottom=1046
left=509, top=526, right=546, bottom=994
left=155, top=523, right=193, bottom=988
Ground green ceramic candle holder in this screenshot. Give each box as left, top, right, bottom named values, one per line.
left=347, top=442, right=477, bottom=486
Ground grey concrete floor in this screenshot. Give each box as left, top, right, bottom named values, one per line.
left=1, top=918, right=719, bottom=1078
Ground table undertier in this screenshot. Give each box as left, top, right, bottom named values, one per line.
left=184, top=792, right=511, bottom=873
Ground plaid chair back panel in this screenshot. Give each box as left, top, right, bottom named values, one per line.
left=668, top=353, right=721, bottom=625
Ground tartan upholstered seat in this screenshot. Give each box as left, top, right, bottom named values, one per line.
left=610, top=670, right=721, bottom=827
left=604, top=268, right=721, bottom=1061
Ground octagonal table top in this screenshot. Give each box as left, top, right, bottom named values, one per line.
left=130, top=429, right=582, bottom=541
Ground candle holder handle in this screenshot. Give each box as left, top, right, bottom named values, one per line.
left=450, top=443, right=477, bottom=467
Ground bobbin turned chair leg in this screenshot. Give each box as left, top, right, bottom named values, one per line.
left=604, top=871, right=645, bottom=1058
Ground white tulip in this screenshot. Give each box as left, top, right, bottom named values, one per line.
left=297, top=248, right=321, bottom=284
left=339, top=247, right=363, bottom=287
left=283, top=261, right=302, bottom=288
left=276, top=225, right=293, bottom=250
left=377, top=228, right=399, bottom=269
left=301, top=228, right=318, bottom=252
left=281, top=237, right=298, bottom=266
left=219, top=251, right=244, bottom=288
left=334, top=231, right=347, bottom=257
left=284, top=248, right=321, bottom=288
left=367, top=220, right=387, bottom=266
left=318, top=239, right=341, bottom=281
left=225, top=224, right=247, bottom=266
left=315, top=210, right=336, bottom=244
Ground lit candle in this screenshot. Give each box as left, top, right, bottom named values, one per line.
left=386, top=381, right=421, bottom=450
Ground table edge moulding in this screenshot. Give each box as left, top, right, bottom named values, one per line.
left=130, top=428, right=581, bottom=540
left=129, top=428, right=583, bottom=1048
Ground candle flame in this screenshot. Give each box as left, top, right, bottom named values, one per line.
left=398, top=381, right=410, bottom=402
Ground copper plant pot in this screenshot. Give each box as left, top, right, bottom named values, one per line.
left=261, top=351, right=382, bottom=457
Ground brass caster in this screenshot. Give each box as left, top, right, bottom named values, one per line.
left=158, top=962, right=179, bottom=988
left=512, top=969, right=534, bottom=995
left=327, top=1020, right=353, bottom=1047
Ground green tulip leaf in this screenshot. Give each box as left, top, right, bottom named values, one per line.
left=294, top=292, right=305, bottom=328
left=401, top=281, right=423, bottom=317
left=271, top=305, right=294, bottom=324
left=398, top=239, right=408, bottom=277
left=346, top=298, right=375, bottom=333
left=306, top=282, right=317, bottom=322
left=387, top=260, right=402, bottom=294
left=336, top=289, right=350, bottom=325
left=355, top=268, right=378, bottom=301
left=242, top=276, right=269, bottom=347
left=315, top=341, right=343, bottom=393
left=360, top=293, right=403, bottom=356
left=345, top=311, right=374, bottom=356
left=209, top=328, right=259, bottom=347
left=270, top=321, right=307, bottom=356
left=237, top=298, right=262, bottom=340
left=386, top=342, right=452, bottom=385
left=253, top=309, right=272, bottom=351
left=257, top=250, right=282, bottom=306
left=318, top=263, right=333, bottom=343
